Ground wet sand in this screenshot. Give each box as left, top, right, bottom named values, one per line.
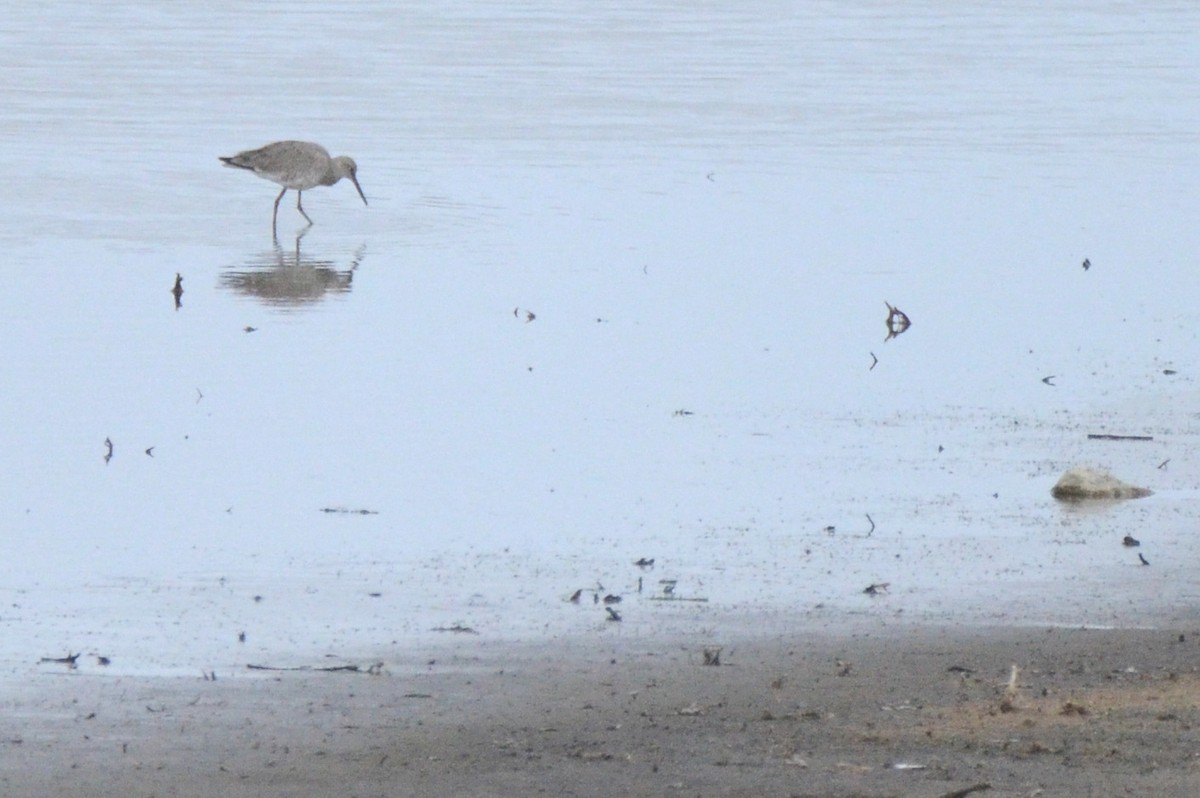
left=6, top=621, right=1200, bottom=797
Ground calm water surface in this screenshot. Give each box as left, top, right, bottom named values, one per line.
left=1, top=2, right=1199, bottom=674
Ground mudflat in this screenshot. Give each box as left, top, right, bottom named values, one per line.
left=5, top=621, right=1200, bottom=797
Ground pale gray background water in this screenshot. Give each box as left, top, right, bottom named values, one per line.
left=2, top=2, right=1199, bottom=675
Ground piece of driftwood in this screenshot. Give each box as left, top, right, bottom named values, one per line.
left=246, top=662, right=383, bottom=674
left=937, top=784, right=991, bottom=798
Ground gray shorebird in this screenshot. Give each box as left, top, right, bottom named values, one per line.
left=219, top=140, right=367, bottom=229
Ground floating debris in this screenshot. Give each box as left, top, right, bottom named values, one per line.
left=648, top=578, right=708, bottom=603
left=884, top=302, right=911, bottom=341
left=1139, top=553, right=1150, bottom=566
left=431, top=624, right=479, bottom=634
left=634, top=557, right=655, bottom=568
left=319, top=507, right=380, bottom=515
left=863, top=582, right=889, bottom=596
left=937, top=783, right=992, bottom=798
left=247, top=662, right=384, bottom=674
left=1086, top=433, right=1153, bottom=442
left=1122, top=535, right=1140, bottom=547
left=39, top=653, right=80, bottom=669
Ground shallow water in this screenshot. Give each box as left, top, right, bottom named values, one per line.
left=2, top=2, right=1199, bottom=677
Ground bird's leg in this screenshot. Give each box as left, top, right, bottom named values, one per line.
left=296, top=191, right=313, bottom=226
left=273, top=187, right=286, bottom=232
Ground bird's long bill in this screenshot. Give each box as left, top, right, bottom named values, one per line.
left=350, top=175, right=368, bottom=206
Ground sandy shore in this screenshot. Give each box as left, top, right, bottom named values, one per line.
left=5, top=620, right=1200, bottom=797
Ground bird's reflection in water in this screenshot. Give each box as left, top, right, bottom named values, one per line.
left=220, top=231, right=364, bottom=309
